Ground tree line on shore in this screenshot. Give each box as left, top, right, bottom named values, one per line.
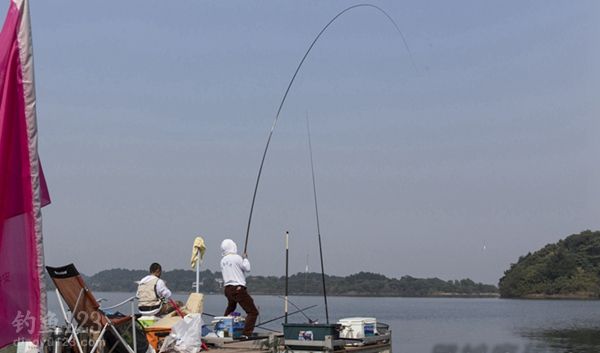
left=44, top=268, right=497, bottom=297
left=499, top=230, right=600, bottom=298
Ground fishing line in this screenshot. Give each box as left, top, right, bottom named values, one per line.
left=244, top=3, right=417, bottom=254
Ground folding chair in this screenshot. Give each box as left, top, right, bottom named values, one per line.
left=46, top=264, right=141, bottom=353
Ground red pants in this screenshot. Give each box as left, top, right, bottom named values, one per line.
left=224, top=285, right=259, bottom=336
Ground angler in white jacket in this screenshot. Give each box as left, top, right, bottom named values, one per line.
left=220, top=239, right=259, bottom=338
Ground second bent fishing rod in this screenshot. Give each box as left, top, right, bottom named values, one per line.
left=306, top=114, right=329, bottom=324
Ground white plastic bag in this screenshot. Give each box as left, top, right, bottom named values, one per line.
left=159, top=314, right=204, bottom=353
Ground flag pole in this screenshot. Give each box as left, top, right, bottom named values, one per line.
left=196, top=258, right=200, bottom=294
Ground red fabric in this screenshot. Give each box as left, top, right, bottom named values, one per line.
left=0, top=0, right=49, bottom=347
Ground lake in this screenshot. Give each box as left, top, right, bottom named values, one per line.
left=46, top=292, right=600, bottom=353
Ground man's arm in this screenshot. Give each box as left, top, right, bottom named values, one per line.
left=156, top=279, right=172, bottom=299
left=241, top=253, right=251, bottom=272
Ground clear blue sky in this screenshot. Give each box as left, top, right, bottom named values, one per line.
left=8, top=1, right=599, bottom=284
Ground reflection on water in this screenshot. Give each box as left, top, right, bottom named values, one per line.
left=521, top=327, right=600, bottom=353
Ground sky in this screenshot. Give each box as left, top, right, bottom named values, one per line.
left=5, top=1, right=599, bottom=284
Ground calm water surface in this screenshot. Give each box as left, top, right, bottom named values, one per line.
left=47, top=293, right=600, bottom=353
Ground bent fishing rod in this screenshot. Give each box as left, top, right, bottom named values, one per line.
left=243, top=4, right=416, bottom=254
left=305, top=114, right=330, bottom=323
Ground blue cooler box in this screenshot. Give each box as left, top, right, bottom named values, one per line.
left=213, top=316, right=245, bottom=338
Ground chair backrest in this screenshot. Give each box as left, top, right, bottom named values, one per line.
left=185, top=292, right=204, bottom=314
left=46, top=264, right=108, bottom=329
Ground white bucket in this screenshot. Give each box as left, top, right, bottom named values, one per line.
left=337, top=317, right=377, bottom=339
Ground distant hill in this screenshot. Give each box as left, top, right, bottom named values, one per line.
left=45, top=268, right=497, bottom=297
left=499, top=230, right=600, bottom=299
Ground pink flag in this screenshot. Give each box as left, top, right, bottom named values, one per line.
left=0, top=0, right=50, bottom=347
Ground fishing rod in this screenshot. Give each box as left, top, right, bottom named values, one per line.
left=203, top=305, right=317, bottom=326
left=256, top=304, right=318, bottom=327
left=305, top=114, right=329, bottom=323
left=277, top=295, right=315, bottom=322
left=243, top=4, right=416, bottom=254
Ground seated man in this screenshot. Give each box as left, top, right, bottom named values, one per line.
left=137, top=262, right=179, bottom=315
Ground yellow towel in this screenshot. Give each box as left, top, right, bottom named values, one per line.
left=190, top=236, right=206, bottom=269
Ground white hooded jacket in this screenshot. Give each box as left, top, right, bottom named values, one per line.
left=220, top=239, right=251, bottom=286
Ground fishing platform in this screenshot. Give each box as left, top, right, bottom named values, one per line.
left=38, top=317, right=392, bottom=353
left=194, top=316, right=392, bottom=353
left=202, top=330, right=392, bottom=353
left=139, top=304, right=392, bottom=353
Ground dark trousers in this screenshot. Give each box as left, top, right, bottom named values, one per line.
left=224, top=285, right=259, bottom=336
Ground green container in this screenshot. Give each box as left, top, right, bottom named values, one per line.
left=283, top=323, right=341, bottom=341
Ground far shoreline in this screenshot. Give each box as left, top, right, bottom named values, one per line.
left=51, top=290, right=600, bottom=300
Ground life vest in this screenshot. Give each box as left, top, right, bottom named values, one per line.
left=137, top=276, right=162, bottom=308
